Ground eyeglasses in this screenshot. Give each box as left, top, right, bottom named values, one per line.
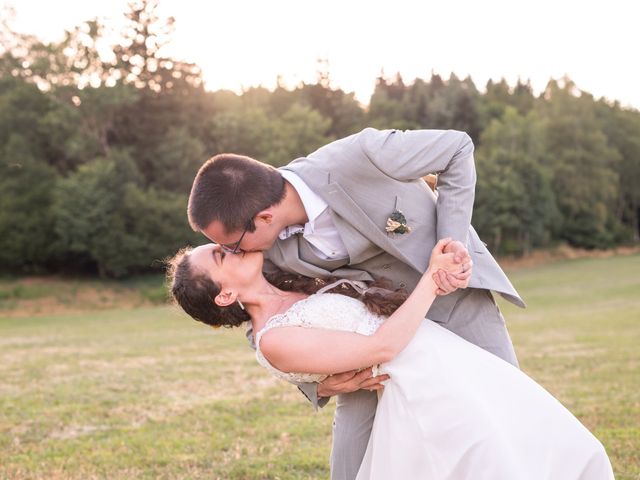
left=219, top=218, right=252, bottom=254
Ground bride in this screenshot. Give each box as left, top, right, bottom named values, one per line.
left=167, top=238, right=614, bottom=479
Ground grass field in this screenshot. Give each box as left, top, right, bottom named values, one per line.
left=1, top=254, right=639, bottom=479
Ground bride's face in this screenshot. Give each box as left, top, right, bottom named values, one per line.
left=188, top=244, right=264, bottom=291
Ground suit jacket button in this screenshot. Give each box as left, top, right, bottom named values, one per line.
left=382, top=264, right=391, bottom=269
left=399, top=282, right=406, bottom=288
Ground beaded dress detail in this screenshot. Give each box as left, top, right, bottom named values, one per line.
left=255, top=282, right=385, bottom=384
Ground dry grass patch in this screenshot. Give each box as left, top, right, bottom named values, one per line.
left=1, top=254, right=638, bottom=479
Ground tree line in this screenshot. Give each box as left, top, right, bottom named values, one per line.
left=1, top=0, right=638, bottom=277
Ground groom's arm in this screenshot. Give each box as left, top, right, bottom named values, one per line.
left=294, top=369, right=389, bottom=411
left=360, top=128, right=475, bottom=293
left=247, top=332, right=383, bottom=411
left=359, top=128, right=476, bottom=244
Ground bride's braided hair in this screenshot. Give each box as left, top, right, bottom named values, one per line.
left=166, top=247, right=408, bottom=328
left=266, top=270, right=408, bottom=317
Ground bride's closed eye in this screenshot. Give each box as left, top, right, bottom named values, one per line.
left=212, top=249, right=225, bottom=265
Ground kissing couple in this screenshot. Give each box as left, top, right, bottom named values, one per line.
left=168, top=128, right=614, bottom=479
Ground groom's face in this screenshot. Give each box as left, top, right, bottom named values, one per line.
left=202, top=215, right=280, bottom=254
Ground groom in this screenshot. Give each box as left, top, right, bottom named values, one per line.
left=187, top=128, right=524, bottom=480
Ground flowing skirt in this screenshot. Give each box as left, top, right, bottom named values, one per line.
left=355, top=320, right=615, bottom=480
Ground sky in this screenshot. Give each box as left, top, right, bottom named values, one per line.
left=6, top=0, right=640, bottom=108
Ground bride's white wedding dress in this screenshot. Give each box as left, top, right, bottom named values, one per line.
left=255, top=292, right=615, bottom=480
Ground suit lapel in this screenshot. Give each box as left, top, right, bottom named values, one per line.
left=330, top=213, right=383, bottom=265
left=281, top=162, right=422, bottom=273
left=269, top=236, right=333, bottom=278
left=268, top=235, right=376, bottom=283
left=318, top=183, right=421, bottom=272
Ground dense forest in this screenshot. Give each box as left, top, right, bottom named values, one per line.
left=1, top=1, right=639, bottom=277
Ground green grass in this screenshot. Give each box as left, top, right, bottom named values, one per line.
left=0, top=274, right=168, bottom=315
left=498, top=255, right=640, bottom=480
left=1, top=255, right=639, bottom=479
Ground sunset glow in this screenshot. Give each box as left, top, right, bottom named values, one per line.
left=8, top=0, right=640, bottom=107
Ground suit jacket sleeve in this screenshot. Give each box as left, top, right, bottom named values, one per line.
left=297, top=382, right=330, bottom=411
left=359, top=128, right=476, bottom=244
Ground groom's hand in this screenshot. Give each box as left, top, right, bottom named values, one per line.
left=317, top=367, right=389, bottom=398
left=433, top=240, right=473, bottom=295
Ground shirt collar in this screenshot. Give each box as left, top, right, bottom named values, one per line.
left=280, top=170, right=328, bottom=224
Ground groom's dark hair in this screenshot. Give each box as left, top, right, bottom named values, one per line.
left=188, top=154, right=285, bottom=233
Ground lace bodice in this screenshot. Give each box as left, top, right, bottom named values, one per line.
left=255, top=292, right=386, bottom=384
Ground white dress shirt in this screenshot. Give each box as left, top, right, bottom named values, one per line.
left=279, top=170, right=349, bottom=261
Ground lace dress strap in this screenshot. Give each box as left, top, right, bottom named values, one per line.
left=316, top=278, right=370, bottom=295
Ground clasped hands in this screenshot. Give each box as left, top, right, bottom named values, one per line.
left=318, top=367, right=388, bottom=398
left=433, top=239, right=473, bottom=296
left=318, top=239, right=473, bottom=399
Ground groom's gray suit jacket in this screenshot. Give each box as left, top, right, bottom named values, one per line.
left=262, top=127, right=524, bottom=408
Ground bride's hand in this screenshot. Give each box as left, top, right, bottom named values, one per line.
left=425, top=238, right=467, bottom=277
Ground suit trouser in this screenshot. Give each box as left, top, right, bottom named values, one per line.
left=329, top=288, right=519, bottom=480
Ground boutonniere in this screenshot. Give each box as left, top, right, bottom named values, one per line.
left=385, top=209, right=412, bottom=234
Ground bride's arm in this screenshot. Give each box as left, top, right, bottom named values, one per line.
left=261, top=238, right=462, bottom=375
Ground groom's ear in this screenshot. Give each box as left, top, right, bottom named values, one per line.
left=255, top=209, right=274, bottom=225
left=214, top=289, right=237, bottom=308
